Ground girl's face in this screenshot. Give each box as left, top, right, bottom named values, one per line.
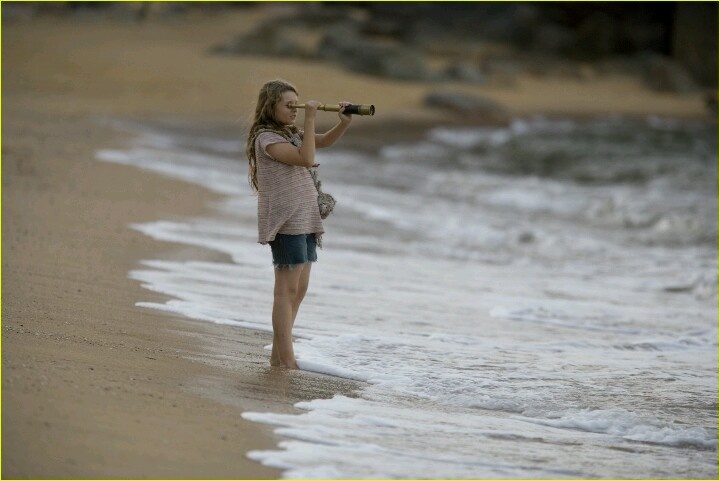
left=274, top=90, right=299, bottom=126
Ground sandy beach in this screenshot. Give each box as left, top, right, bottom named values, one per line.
left=2, top=6, right=713, bottom=479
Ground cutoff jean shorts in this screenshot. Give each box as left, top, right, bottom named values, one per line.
left=269, top=233, right=318, bottom=270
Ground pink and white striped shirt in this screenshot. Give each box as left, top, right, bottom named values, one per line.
left=255, top=131, right=324, bottom=244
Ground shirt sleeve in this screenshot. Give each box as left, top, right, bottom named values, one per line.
left=257, top=132, right=290, bottom=160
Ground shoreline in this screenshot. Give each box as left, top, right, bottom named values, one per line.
left=2, top=8, right=715, bottom=478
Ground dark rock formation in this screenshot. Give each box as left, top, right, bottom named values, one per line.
left=423, top=92, right=510, bottom=125
left=211, top=23, right=307, bottom=58
left=316, top=26, right=430, bottom=81
left=642, top=54, right=698, bottom=94
left=672, top=2, right=718, bottom=87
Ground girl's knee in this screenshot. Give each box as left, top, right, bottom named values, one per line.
left=293, top=289, right=307, bottom=308
left=274, top=283, right=299, bottom=301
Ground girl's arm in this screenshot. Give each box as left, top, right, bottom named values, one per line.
left=316, top=102, right=353, bottom=149
left=266, top=101, right=319, bottom=167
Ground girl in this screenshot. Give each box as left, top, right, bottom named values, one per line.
left=246, top=79, right=353, bottom=369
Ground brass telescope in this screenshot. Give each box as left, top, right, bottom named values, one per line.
left=289, top=103, right=375, bottom=116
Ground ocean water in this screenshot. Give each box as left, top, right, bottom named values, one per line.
left=96, top=115, right=718, bottom=479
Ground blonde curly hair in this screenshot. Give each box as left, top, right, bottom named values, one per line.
left=246, top=79, right=300, bottom=192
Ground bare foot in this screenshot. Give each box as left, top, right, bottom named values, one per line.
left=269, top=358, right=298, bottom=369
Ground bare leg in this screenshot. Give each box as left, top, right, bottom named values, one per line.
left=269, top=263, right=312, bottom=368
left=291, top=262, right=312, bottom=327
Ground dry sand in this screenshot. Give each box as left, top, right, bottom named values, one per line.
left=1, top=6, right=712, bottom=479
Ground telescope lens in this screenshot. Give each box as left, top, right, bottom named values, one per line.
left=345, top=104, right=375, bottom=116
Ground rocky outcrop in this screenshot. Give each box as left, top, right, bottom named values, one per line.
left=642, top=55, right=698, bottom=94
left=444, top=62, right=487, bottom=84
left=423, top=92, right=510, bottom=125
left=19, top=2, right=712, bottom=89
left=216, top=2, right=715, bottom=90
left=316, top=26, right=430, bottom=81
left=211, top=23, right=308, bottom=58
left=672, top=2, right=718, bottom=87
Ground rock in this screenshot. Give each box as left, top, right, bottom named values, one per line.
left=364, top=3, right=448, bottom=43
left=317, top=26, right=430, bottom=81
left=574, top=12, right=618, bottom=59
left=595, top=55, right=646, bottom=76
left=523, top=55, right=595, bottom=80
left=423, top=92, right=510, bottom=125
left=481, top=56, right=525, bottom=77
left=211, top=23, right=306, bottom=58
left=672, top=2, right=718, bottom=87
left=287, top=4, right=358, bottom=28
left=478, top=57, right=523, bottom=87
left=444, top=61, right=487, bottom=84
left=643, top=54, right=698, bottom=93
left=531, top=24, right=576, bottom=53
left=518, top=231, right=535, bottom=244
left=380, top=49, right=429, bottom=81
left=704, top=91, right=718, bottom=115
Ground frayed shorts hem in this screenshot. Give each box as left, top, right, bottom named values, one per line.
left=273, top=260, right=317, bottom=271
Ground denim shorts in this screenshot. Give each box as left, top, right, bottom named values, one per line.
left=269, top=234, right=318, bottom=269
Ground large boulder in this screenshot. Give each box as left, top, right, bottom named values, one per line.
left=573, top=12, right=618, bottom=59
left=316, top=26, right=430, bottom=81
left=444, top=61, right=487, bottom=84
left=423, top=92, right=510, bottom=125
left=210, top=23, right=307, bottom=58
left=643, top=54, right=698, bottom=94
left=672, top=2, right=718, bottom=87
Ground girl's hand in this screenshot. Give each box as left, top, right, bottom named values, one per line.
left=338, top=101, right=353, bottom=124
left=304, top=100, right=321, bottom=117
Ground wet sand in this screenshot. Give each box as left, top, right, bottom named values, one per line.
left=1, top=7, right=711, bottom=479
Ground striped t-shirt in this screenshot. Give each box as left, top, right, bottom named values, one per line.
left=255, top=131, right=324, bottom=244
